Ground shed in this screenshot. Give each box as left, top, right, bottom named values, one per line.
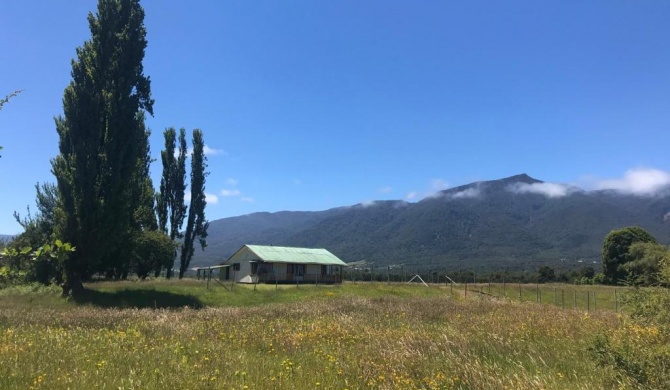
left=219, top=245, right=346, bottom=284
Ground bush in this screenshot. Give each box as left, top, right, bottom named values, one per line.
left=591, top=245, right=670, bottom=388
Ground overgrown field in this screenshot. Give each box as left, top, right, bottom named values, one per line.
left=0, top=281, right=631, bottom=389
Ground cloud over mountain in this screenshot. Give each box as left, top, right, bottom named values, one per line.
left=594, top=168, right=670, bottom=196
left=507, top=182, right=576, bottom=198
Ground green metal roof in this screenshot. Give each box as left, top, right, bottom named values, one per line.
left=244, top=245, right=347, bottom=266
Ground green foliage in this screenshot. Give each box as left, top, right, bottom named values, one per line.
left=0, top=246, right=32, bottom=286
left=156, top=127, right=187, bottom=278
left=591, top=237, right=670, bottom=388
left=51, top=0, right=153, bottom=293
left=0, top=240, right=74, bottom=287
left=32, top=240, right=76, bottom=286
left=0, top=90, right=22, bottom=157
left=602, top=226, right=657, bottom=285
left=537, top=265, right=556, bottom=283
left=622, top=242, right=670, bottom=286
left=132, top=230, right=176, bottom=279
left=0, top=90, right=22, bottom=111
left=179, top=129, right=209, bottom=278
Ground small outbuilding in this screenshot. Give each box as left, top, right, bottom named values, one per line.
left=219, top=245, right=346, bottom=284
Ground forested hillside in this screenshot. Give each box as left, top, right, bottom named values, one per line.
left=192, top=174, right=670, bottom=271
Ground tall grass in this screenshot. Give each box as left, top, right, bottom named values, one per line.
left=0, top=281, right=627, bottom=389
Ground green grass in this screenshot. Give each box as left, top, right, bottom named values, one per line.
left=0, top=279, right=635, bottom=389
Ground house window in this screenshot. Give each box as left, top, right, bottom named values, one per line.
left=251, top=262, right=259, bottom=275
left=321, top=265, right=328, bottom=275
left=233, top=263, right=240, bottom=271
left=295, top=264, right=304, bottom=276
left=286, top=264, right=294, bottom=274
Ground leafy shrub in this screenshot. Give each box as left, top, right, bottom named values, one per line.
left=591, top=244, right=670, bottom=388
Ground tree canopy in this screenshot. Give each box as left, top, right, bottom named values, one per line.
left=179, top=129, right=209, bottom=279
left=602, top=226, right=657, bottom=285
left=51, top=0, right=154, bottom=294
left=156, top=128, right=187, bottom=278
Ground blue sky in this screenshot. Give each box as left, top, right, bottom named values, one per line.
left=1, top=1, right=669, bottom=234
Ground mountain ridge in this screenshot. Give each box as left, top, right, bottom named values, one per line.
left=192, top=174, right=670, bottom=270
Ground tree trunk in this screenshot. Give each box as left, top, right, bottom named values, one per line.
left=61, top=273, right=84, bottom=297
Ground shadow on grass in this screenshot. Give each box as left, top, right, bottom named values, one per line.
left=73, top=288, right=204, bottom=309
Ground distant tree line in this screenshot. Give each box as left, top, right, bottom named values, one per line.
left=0, top=0, right=209, bottom=295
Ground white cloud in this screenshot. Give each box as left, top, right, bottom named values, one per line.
left=449, top=188, right=481, bottom=199
left=507, top=182, right=575, bottom=198
left=360, top=200, right=377, bottom=208
left=405, top=191, right=418, bottom=200
left=203, top=145, right=225, bottom=156
left=205, top=193, right=219, bottom=205
left=240, top=197, right=255, bottom=203
left=176, top=145, right=226, bottom=158
left=423, top=179, right=451, bottom=198
left=184, top=192, right=191, bottom=203
left=664, top=211, right=670, bottom=222
left=594, top=168, right=670, bottom=196
left=378, top=186, right=393, bottom=194
left=430, top=179, right=449, bottom=192
left=221, top=189, right=241, bottom=197
left=226, top=178, right=238, bottom=187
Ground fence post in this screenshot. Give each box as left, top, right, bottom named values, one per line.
left=536, top=284, right=539, bottom=303
left=465, top=281, right=468, bottom=298
left=587, top=291, right=590, bottom=311
left=518, top=282, right=522, bottom=301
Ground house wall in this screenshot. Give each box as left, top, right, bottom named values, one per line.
left=224, top=247, right=260, bottom=283
left=222, top=246, right=344, bottom=284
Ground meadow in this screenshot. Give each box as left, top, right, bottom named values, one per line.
left=0, top=280, right=632, bottom=389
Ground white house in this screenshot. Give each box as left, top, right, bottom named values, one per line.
left=219, top=245, right=346, bottom=284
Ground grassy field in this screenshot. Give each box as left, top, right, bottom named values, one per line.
left=0, top=280, right=632, bottom=389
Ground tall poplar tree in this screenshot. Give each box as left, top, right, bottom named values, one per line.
left=51, top=0, right=153, bottom=294
left=156, top=127, right=187, bottom=278
left=179, top=129, right=209, bottom=279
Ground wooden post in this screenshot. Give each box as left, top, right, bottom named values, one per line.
left=465, top=281, right=468, bottom=298
left=536, top=284, right=539, bottom=303
left=518, top=282, right=522, bottom=301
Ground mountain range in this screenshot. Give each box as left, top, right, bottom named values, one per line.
left=191, top=174, right=670, bottom=272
